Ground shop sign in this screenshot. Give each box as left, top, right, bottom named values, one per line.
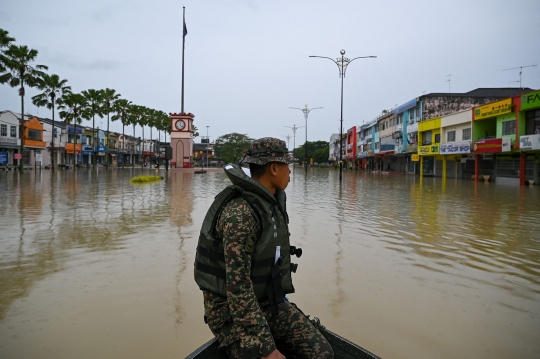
left=521, top=90, right=540, bottom=111
left=520, top=134, right=540, bottom=150
left=14, top=153, right=22, bottom=160
left=418, top=145, right=439, bottom=155
left=474, top=99, right=512, bottom=120
left=0, top=152, right=7, bottom=164
left=0, top=136, right=18, bottom=145
left=440, top=141, right=471, bottom=154
left=36, top=153, right=42, bottom=162
left=357, top=151, right=368, bottom=158
left=411, top=154, right=419, bottom=161
left=473, top=137, right=511, bottom=153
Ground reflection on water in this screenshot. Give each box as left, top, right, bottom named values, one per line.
left=0, top=168, right=539, bottom=359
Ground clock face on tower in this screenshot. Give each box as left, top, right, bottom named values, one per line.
left=175, top=120, right=186, bottom=131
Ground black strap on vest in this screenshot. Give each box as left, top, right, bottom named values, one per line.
left=195, top=261, right=225, bottom=279
left=197, top=245, right=225, bottom=262
left=266, top=257, right=285, bottom=315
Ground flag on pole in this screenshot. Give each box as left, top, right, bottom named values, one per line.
left=183, top=20, right=188, bottom=37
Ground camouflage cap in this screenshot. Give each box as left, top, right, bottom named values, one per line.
left=243, top=137, right=290, bottom=165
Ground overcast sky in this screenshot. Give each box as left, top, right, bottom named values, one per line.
left=1, top=0, right=539, bottom=147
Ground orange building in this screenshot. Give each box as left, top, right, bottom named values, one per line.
left=23, top=117, right=47, bottom=165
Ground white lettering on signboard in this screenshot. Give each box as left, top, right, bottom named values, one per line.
left=440, top=141, right=471, bottom=155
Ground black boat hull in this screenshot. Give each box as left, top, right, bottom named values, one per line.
left=186, top=327, right=380, bottom=359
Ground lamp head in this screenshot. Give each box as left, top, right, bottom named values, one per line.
left=340, top=49, right=346, bottom=55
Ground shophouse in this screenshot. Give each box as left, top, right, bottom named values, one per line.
left=95, top=129, right=106, bottom=165
left=357, top=120, right=377, bottom=170
left=472, top=96, right=521, bottom=183
left=356, top=123, right=369, bottom=169
left=393, top=88, right=534, bottom=174
left=37, top=117, right=66, bottom=167
left=0, top=110, right=22, bottom=167
left=62, top=124, right=83, bottom=166
left=375, top=110, right=397, bottom=171
left=472, top=90, right=540, bottom=184
left=417, top=117, right=441, bottom=177
left=519, top=89, right=540, bottom=184
left=108, top=133, right=119, bottom=165
left=328, top=133, right=339, bottom=163
left=438, top=109, right=473, bottom=179
left=22, top=116, right=47, bottom=166
left=81, top=127, right=94, bottom=165
left=345, top=126, right=357, bottom=169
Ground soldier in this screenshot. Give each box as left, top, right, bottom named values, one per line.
left=194, top=137, right=333, bottom=359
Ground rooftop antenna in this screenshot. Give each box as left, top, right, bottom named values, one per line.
left=502, top=64, right=537, bottom=88
left=508, top=80, right=520, bottom=88
left=446, top=74, right=451, bottom=93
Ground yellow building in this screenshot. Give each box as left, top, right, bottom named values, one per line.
left=417, top=117, right=441, bottom=177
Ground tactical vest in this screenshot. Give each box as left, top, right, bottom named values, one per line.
left=194, top=164, right=298, bottom=303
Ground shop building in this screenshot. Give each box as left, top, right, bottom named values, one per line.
left=0, top=110, right=21, bottom=167
left=438, top=109, right=473, bottom=179
left=345, top=126, right=357, bottom=169
left=518, top=90, right=540, bottom=184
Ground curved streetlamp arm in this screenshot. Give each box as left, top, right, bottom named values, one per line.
left=310, top=55, right=341, bottom=74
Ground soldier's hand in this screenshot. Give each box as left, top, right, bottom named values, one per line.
left=261, top=349, right=285, bottom=359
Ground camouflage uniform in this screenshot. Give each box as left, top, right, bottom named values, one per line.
left=201, top=137, right=333, bottom=359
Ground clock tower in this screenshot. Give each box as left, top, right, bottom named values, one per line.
left=170, top=112, right=195, bottom=168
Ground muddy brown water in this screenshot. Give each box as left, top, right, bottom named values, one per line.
left=0, top=167, right=539, bottom=359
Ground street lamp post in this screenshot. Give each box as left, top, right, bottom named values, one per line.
left=206, top=125, right=210, bottom=168
left=284, top=124, right=304, bottom=167
left=310, top=50, right=376, bottom=181
left=289, top=105, right=322, bottom=174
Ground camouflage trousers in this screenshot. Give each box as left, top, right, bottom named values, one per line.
left=220, top=301, right=334, bottom=359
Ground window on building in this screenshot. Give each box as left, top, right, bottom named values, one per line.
left=10, top=126, right=17, bottom=137
left=462, top=128, right=471, bottom=140
left=397, top=114, right=403, bottom=125
left=0, top=124, right=6, bottom=137
left=423, top=130, right=432, bottom=145
left=28, top=129, right=41, bottom=141
left=502, top=120, right=516, bottom=136
left=525, top=109, right=540, bottom=134
left=375, top=142, right=379, bottom=150
left=410, top=108, right=416, bottom=121
left=435, top=134, right=440, bottom=143
left=447, top=130, right=456, bottom=142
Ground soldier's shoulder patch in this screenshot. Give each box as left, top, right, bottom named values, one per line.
left=245, top=234, right=256, bottom=253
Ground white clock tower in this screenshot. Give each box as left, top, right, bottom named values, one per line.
left=170, top=112, right=195, bottom=168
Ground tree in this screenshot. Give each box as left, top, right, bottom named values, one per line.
left=0, top=44, right=48, bottom=172
left=214, top=133, right=253, bottom=164
left=0, top=28, right=15, bottom=72
left=32, top=74, right=71, bottom=171
left=111, top=98, right=132, bottom=169
left=101, top=88, right=120, bottom=167
left=58, top=92, right=87, bottom=171
left=82, top=89, right=104, bottom=168
left=294, top=140, right=330, bottom=165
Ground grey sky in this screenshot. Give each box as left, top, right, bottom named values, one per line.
left=1, top=0, right=539, bottom=146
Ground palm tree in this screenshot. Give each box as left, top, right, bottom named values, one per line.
left=112, top=99, right=132, bottom=169
left=101, top=88, right=120, bottom=168
left=0, top=28, right=15, bottom=72
left=138, top=106, right=149, bottom=169
left=58, top=93, right=87, bottom=171
left=32, top=74, right=71, bottom=171
left=0, top=45, right=48, bottom=172
left=81, top=89, right=104, bottom=168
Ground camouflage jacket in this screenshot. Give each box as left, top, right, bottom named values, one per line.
left=203, top=197, right=276, bottom=357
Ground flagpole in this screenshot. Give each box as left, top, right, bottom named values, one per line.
left=181, top=6, right=186, bottom=113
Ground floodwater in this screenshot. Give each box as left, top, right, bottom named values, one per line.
left=0, top=167, right=539, bottom=359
